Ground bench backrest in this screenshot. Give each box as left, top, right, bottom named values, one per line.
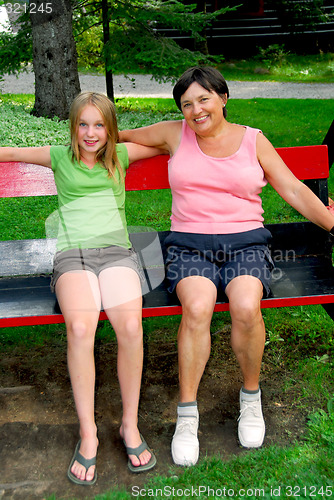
left=0, top=145, right=329, bottom=198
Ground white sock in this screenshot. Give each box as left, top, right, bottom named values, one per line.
left=241, top=387, right=261, bottom=402
left=177, top=401, right=198, bottom=417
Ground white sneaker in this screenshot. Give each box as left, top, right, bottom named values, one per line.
left=238, top=389, right=265, bottom=448
left=171, top=406, right=199, bottom=466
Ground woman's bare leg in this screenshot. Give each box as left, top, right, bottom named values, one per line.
left=225, top=275, right=265, bottom=390
left=176, top=276, right=217, bottom=402
left=171, top=276, right=217, bottom=465
left=225, top=275, right=266, bottom=448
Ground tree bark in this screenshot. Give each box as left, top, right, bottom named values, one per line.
left=101, top=0, right=114, bottom=101
left=30, top=0, right=80, bottom=119
left=194, top=0, right=209, bottom=55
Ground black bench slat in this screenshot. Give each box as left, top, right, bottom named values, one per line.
left=0, top=276, right=59, bottom=318
left=2, top=254, right=334, bottom=322
left=270, top=257, right=334, bottom=297
left=1, top=221, right=334, bottom=325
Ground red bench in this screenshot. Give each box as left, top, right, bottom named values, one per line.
left=1, top=144, right=334, bottom=328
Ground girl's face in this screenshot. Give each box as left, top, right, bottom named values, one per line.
left=180, top=81, right=226, bottom=136
left=77, top=104, right=108, bottom=159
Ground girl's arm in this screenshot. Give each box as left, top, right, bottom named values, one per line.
left=258, top=133, right=334, bottom=232
left=124, top=143, right=168, bottom=164
left=0, top=146, right=52, bottom=168
left=119, top=120, right=182, bottom=155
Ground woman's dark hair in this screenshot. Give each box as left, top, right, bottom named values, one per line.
left=173, top=66, right=229, bottom=117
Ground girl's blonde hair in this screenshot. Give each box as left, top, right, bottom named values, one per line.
left=69, top=91, right=123, bottom=180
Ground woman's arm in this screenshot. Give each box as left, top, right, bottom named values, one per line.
left=0, top=146, right=52, bottom=168
left=124, top=143, right=169, bottom=164
left=258, top=133, right=334, bottom=232
left=119, top=120, right=182, bottom=155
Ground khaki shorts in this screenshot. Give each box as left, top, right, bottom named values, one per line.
left=50, top=245, right=143, bottom=292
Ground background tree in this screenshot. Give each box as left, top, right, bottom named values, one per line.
left=194, top=0, right=209, bottom=55
left=74, top=0, right=231, bottom=100
left=0, top=0, right=230, bottom=116
left=267, top=0, right=328, bottom=34
left=30, top=0, right=80, bottom=119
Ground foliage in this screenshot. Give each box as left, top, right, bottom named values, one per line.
left=219, top=51, right=334, bottom=83
left=255, top=44, right=290, bottom=69
left=0, top=96, right=70, bottom=146
left=267, top=0, right=329, bottom=34
left=76, top=25, right=104, bottom=71
left=104, top=27, right=215, bottom=82
left=0, top=9, right=32, bottom=75
left=307, top=396, right=334, bottom=449
left=0, top=0, right=232, bottom=84
left=73, top=0, right=230, bottom=81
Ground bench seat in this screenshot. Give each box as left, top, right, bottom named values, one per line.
left=1, top=221, right=334, bottom=327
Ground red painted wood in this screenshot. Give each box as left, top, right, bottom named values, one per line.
left=2, top=293, right=334, bottom=327
left=0, top=145, right=329, bottom=198
left=0, top=314, right=65, bottom=328
left=125, top=155, right=170, bottom=190
left=0, top=162, right=57, bottom=197
left=276, top=145, right=329, bottom=179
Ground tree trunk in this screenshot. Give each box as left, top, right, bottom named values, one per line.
left=30, top=0, right=80, bottom=119
left=194, top=0, right=209, bottom=55
left=101, top=0, right=114, bottom=101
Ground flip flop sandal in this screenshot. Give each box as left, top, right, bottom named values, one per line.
left=124, top=433, right=157, bottom=473
left=67, top=440, right=97, bottom=486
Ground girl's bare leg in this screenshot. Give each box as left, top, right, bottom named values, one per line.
left=56, top=270, right=101, bottom=483
left=99, top=266, right=151, bottom=467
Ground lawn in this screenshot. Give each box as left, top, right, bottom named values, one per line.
left=0, top=94, right=333, bottom=499
left=219, top=51, right=334, bottom=84
left=79, top=51, right=334, bottom=84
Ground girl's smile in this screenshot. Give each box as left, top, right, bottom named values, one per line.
left=77, top=104, right=108, bottom=161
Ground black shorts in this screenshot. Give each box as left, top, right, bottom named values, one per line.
left=165, top=228, right=274, bottom=298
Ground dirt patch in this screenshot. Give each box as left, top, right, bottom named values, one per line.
left=0, top=328, right=306, bottom=500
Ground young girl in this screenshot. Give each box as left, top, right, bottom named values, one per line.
left=0, top=92, right=163, bottom=484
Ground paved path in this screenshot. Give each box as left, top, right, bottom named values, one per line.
left=2, top=70, right=334, bottom=98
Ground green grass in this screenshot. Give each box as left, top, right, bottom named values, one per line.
left=1, top=94, right=333, bottom=499
left=132, top=442, right=333, bottom=500
left=219, top=51, right=334, bottom=83
left=77, top=51, right=334, bottom=84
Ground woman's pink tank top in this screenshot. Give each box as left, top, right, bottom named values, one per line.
left=168, top=121, right=267, bottom=234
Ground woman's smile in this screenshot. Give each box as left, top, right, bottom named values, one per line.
left=194, top=115, right=209, bottom=124
left=180, top=82, right=225, bottom=135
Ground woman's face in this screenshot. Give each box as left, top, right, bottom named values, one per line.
left=180, top=81, right=227, bottom=135
left=77, top=104, right=108, bottom=158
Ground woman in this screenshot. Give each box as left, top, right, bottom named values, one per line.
left=119, top=67, right=334, bottom=466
